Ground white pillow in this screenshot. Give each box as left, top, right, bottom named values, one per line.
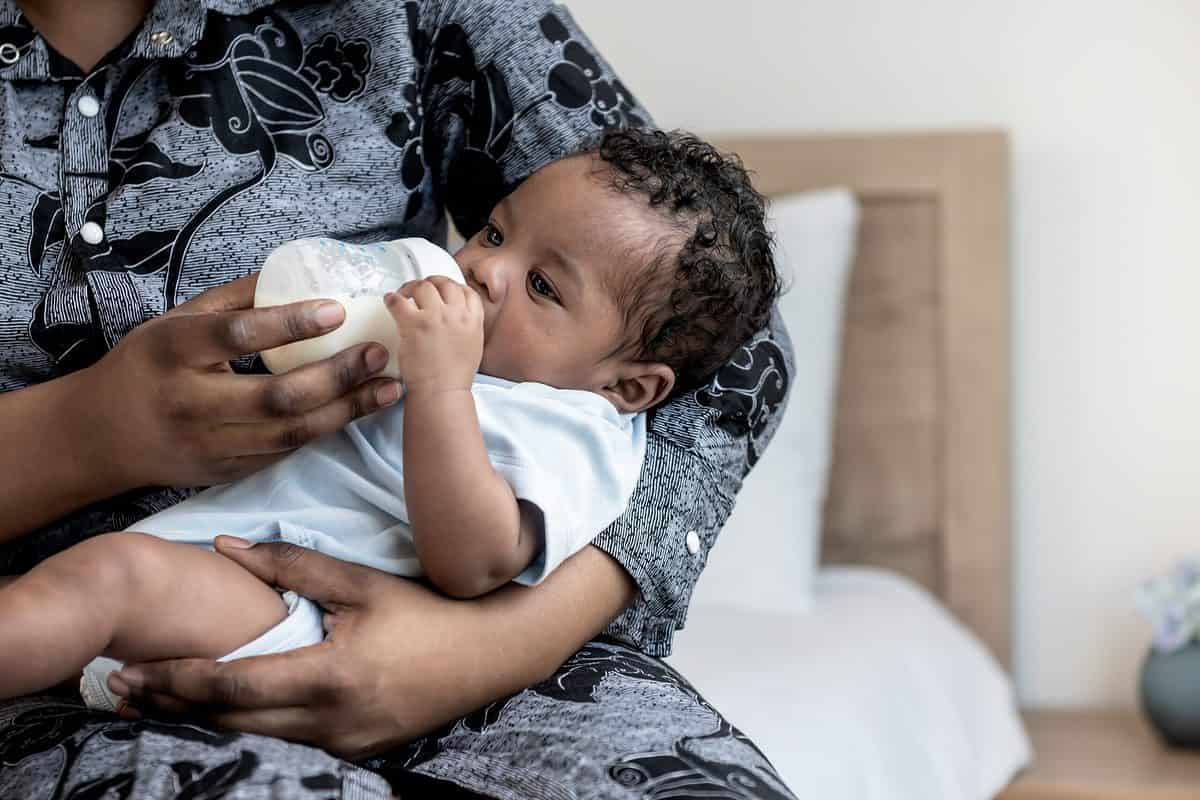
left=691, top=187, right=859, bottom=615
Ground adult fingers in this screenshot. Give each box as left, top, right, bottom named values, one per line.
left=205, top=706, right=325, bottom=745
left=190, top=343, right=397, bottom=422
left=212, top=538, right=380, bottom=608
left=117, top=693, right=321, bottom=746
left=206, top=707, right=376, bottom=759
left=215, top=379, right=401, bottom=457
left=114, top=645, right=341, bottom=710
left=174, top=273, right=259, bottom=314
left=156, top=300, right=346, bottom=366
left=116, top=691, right=185, bottom=718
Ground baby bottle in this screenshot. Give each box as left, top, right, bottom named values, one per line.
left=254, top=237, right=465, bottom=379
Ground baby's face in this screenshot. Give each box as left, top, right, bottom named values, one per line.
left=453, top=154, right=662, bottom=394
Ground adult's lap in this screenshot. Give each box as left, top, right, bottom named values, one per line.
left=0, top=638, right=797, bottom=800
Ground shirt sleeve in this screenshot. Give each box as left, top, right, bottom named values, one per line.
left=470, top=382, right=646, bottom=586
left=594, top=311, right=795, bottom=657
left=412, top=0, right=649, bottom=238
left=413, top=1, right=795, bottom=656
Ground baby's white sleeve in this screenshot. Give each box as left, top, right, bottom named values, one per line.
left=470, top=381, right=647, bottom=585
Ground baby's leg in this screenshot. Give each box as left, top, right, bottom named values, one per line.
left=0, top=531, right=287, bottom=700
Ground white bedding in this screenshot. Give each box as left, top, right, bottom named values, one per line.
left=668, top=567, right=1031, bottom=799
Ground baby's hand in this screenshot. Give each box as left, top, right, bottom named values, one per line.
left=385, top=276, right=483, bottom=394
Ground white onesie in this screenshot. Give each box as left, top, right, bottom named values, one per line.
left=80, top=373, right=646, bottom=711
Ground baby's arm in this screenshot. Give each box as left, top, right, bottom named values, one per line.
left=403, top=385, right=539, bottom=598
left=387, top=278, right=538, bottom=599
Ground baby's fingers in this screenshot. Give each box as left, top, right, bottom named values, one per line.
left=424, top=275, right=467, bottom=305
left=464, top=283, right=484, bottom=314
left=383, top=290, right=419, bottom=321
left=396, top=279, right=421, bottom=299
left=401, top=280, right=445, bottom=311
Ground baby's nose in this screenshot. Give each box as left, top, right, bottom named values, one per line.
left=468, top=258, right=508, bottom=305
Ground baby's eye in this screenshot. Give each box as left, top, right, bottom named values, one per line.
left=482, top=223, right=503, bottom=247
left=529, top=271, right=558, bottom=300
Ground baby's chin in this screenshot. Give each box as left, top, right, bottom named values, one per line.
left=477, top=351, right=577, bottom=390
left=476, top=349, right=529, bottom=384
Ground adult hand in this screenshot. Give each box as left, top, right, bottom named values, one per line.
left=106, top=537, right=495, bottom=758
left=81, top=274, right=402, bottom=490
left=107, top=537, right=636, bottom=759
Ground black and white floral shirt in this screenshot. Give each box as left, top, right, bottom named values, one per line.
left=0, top=0, right=792, bottom=656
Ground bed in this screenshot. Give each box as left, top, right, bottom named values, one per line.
left=667, top=131, right=1029, bottom=799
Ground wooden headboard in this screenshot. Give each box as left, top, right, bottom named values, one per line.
left=713, top=131, right=1012, bottom=667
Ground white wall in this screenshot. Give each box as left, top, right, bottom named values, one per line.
left=567, top=0, right=1200, bottom=708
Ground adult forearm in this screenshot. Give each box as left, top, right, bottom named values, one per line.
left=455, top=546, right=637, bottom=699
left=372, top=546, right=638, bottom=742
left=0, top=367, right=129, bottom=541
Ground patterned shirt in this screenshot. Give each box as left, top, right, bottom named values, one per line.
left=0, top=0, right=792, bottom=655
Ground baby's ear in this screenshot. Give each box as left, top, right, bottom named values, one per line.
left=600, top=362, right=675, bottom=413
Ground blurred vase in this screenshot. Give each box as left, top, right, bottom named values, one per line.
left=1140, top=642, right=1200, bottom=747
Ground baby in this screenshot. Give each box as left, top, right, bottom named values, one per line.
left=0, top=128, right=779, bottom=711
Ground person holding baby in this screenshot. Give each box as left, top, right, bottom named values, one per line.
left=0, top=1, right=797, bottom=798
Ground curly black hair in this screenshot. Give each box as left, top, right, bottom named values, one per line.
left=584, top=128, right=779, bottom=397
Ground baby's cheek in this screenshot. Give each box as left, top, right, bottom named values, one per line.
left=478, top=339, right=512, bottom=378
left=480, top=338, right=541, bottom=384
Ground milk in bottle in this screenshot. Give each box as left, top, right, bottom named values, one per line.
left=253, top=237, right=465, bottom=378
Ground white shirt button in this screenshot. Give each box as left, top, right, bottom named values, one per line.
left=76, top=95, right=100, bottom=118
left=79, top=222, right=104, bottom=245
left=685, top=529, right=700, bottom=555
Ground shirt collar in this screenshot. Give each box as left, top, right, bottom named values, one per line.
left=128, top=0, right=280, bottom=57
left=0, top=0, right=280, bottom=79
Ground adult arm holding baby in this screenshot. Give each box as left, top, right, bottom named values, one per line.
left=1, top=0, right=800, bottom=796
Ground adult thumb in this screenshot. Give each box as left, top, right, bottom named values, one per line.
left=213, top=535, right=371, bottom=608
